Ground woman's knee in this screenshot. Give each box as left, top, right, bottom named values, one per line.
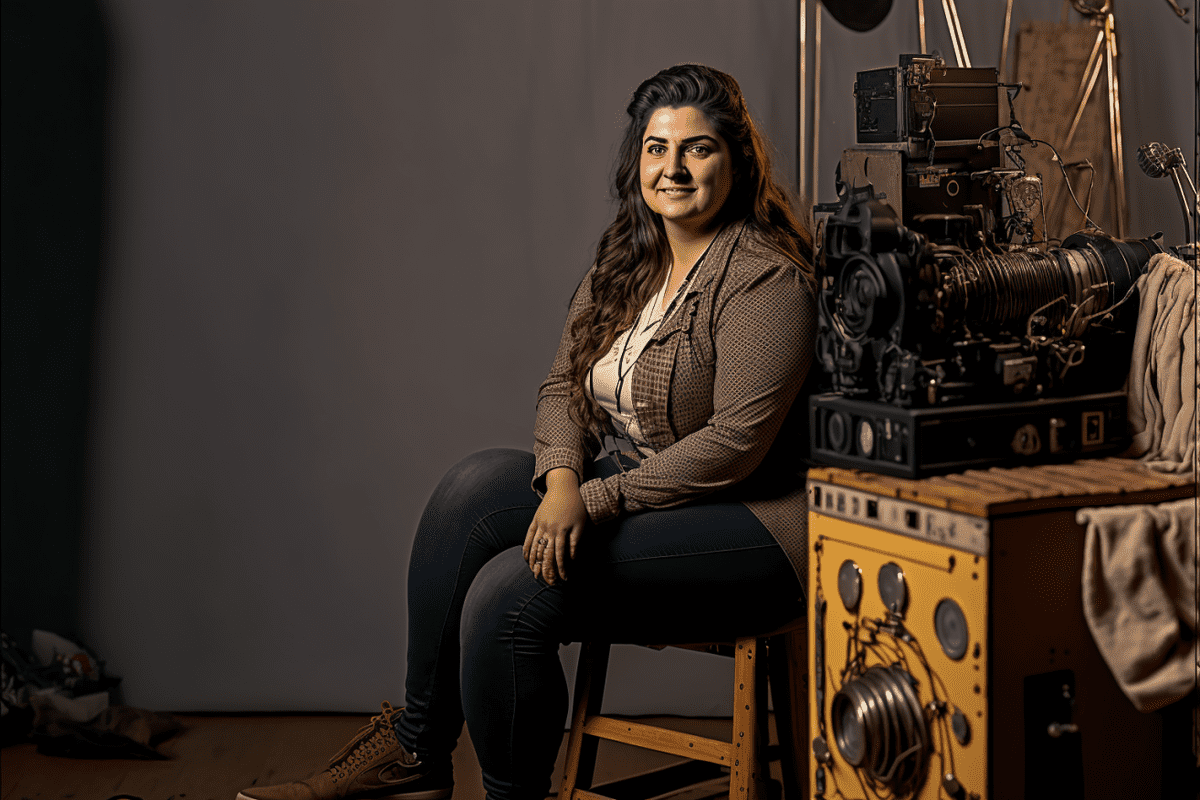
left=461, top=548, right=567, bottom=654
left=431, top=449, right=534, bottom=505
left=421, top=449, right=536, bottom=527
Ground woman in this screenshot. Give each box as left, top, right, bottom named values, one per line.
left=239, top=63, right=815, bottom=800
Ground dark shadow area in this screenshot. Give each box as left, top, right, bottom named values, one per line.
left=1, top=0, right=109, bottom=647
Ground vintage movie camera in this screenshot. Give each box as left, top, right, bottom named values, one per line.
left=809, top=55, right=1163, bottom=477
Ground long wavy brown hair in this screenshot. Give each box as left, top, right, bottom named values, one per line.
left=566, top=64, right=814, bottom=438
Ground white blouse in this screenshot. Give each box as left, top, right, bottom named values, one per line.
left=587, top=267, right=695, bottom=456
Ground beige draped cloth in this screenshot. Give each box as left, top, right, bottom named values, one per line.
left=1122, top=252, right=1196, bottom=473
left=1078, top=498, right=1196, bottom=712
left=1079, top=252, right=1197, bottom=713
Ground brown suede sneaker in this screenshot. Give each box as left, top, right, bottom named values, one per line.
left=236, top=702, right=452, bottom=800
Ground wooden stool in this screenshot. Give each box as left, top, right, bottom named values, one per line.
left=559, top=616, right=808, bottom=800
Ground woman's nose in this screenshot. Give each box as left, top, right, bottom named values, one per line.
left=665, top=149, right=688, bottom=179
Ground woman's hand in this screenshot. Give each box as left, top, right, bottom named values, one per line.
left=523, top=467, right=587, bottom=585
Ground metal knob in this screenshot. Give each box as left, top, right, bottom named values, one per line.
left=1047, top=721, right=1079, bottom=738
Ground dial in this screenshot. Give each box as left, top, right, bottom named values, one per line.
left=858, top=419, right=875, bottom=456
left=837, top=560, right=863, bottom=611
left=878, top=562, right=908, bottom=615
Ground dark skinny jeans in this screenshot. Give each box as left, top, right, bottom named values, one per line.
left=393, top=448, right=804, bottom=800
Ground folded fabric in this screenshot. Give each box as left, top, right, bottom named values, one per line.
left=1123, top=252, right=1196, bottom=474
left=1078, top=497, right=1197, bottom=712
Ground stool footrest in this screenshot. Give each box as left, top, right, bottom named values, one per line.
left=581, top=716, right=733, bottom=765
left=572, top=760, right=730, bottom=800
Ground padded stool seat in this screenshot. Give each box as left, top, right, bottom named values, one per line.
left=559, top=615, right=808, bottom=800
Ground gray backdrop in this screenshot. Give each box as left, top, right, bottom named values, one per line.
left=80, top=0, right=1193, bottom=715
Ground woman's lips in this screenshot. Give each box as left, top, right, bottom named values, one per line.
left=659, top=187, right=695, bottom=197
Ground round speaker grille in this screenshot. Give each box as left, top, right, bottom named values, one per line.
left=934, top=598, right=969, bottom=660
left=827, top=411, right=851, bottom=453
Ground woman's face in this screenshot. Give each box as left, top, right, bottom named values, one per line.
left=639, top=105, right=734, bottom=237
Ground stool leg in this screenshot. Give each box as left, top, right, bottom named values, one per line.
left=769, top=630, right=809, bottom=800
left=732, top=636, right=760, bottom=800
left=754, top=637, right=772, bottom=800
left=561, top=641, right=611, bottom=800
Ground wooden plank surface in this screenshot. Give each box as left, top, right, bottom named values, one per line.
left=817, top=458, right=1195, bottom=516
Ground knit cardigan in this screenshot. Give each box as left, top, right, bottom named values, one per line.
left=533, top=219, right=816, bottom=586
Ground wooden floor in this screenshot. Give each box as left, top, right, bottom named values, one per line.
left=1, top=714, right=756, bottom=800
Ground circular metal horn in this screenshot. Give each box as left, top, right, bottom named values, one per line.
left=831, top=665, right=930, bottom=793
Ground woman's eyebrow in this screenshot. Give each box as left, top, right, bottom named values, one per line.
left=642, top=134, right=720, bottom=145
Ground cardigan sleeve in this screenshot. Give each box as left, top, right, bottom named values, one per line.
left=578, top=251, right=815, bottom=522
left=532, top=267, right=602, bottom=496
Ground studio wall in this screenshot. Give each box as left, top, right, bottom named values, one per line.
left=75, top=0, right=1193, bottom=717
left=82, top=0, right=799, bottom=714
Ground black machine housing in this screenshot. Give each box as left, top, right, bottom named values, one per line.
left=810, top=57, right=1164, bottom=477
left=855, top=54, right=1001, bottom=144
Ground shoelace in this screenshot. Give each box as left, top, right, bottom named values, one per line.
left=327, top=701, right=410, bottom=781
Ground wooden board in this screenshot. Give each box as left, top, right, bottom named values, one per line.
left=815, top=457, right=1195, bottom=517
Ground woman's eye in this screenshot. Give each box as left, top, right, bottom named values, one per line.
left=647, top=145, right=666, bottom=155
left=689, top=145, right=711, bottom=156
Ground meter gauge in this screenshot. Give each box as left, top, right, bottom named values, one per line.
left=877, top=562, right=908, bottom=615
left=857, top=419, right=875, bottom=456
left=934, top=598, right=969, bottom=660
left=837, top=560, right=863, bottom=611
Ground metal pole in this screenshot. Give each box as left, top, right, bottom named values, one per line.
left=1168, top=169, right=1195, bottom=244
left=942, top=0, right=964, bottom=65
left=799, top=0, right=807, bottom=204
left=811, top=1, right=822, bottom=208
left=999, top=0, right=1015, bottom=82
left=918, top=0, right=927, bottom=54
left=1074, top=27, right=1105, bottom=106
left=945, top=0, right=972, bottom=67
left=1063, top=32, right=1105, bottom=150
left=1104, top=13, right=1127, bottom=236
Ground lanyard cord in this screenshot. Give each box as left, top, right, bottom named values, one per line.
left=594, top=235, right=718, bottom=451
left=612, top=294, right=653, bottom=414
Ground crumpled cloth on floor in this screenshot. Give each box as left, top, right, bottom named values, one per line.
left=1078, top=497, right=1197, bottom=712
left=1122, top=252, right=1196, bottom=474
left=2, top=629, right=181, bottom=758
left=29, top=696, right=182, bottom=759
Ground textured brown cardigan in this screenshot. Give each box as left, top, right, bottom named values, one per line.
left=532, top=220, right=816, bottom=585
